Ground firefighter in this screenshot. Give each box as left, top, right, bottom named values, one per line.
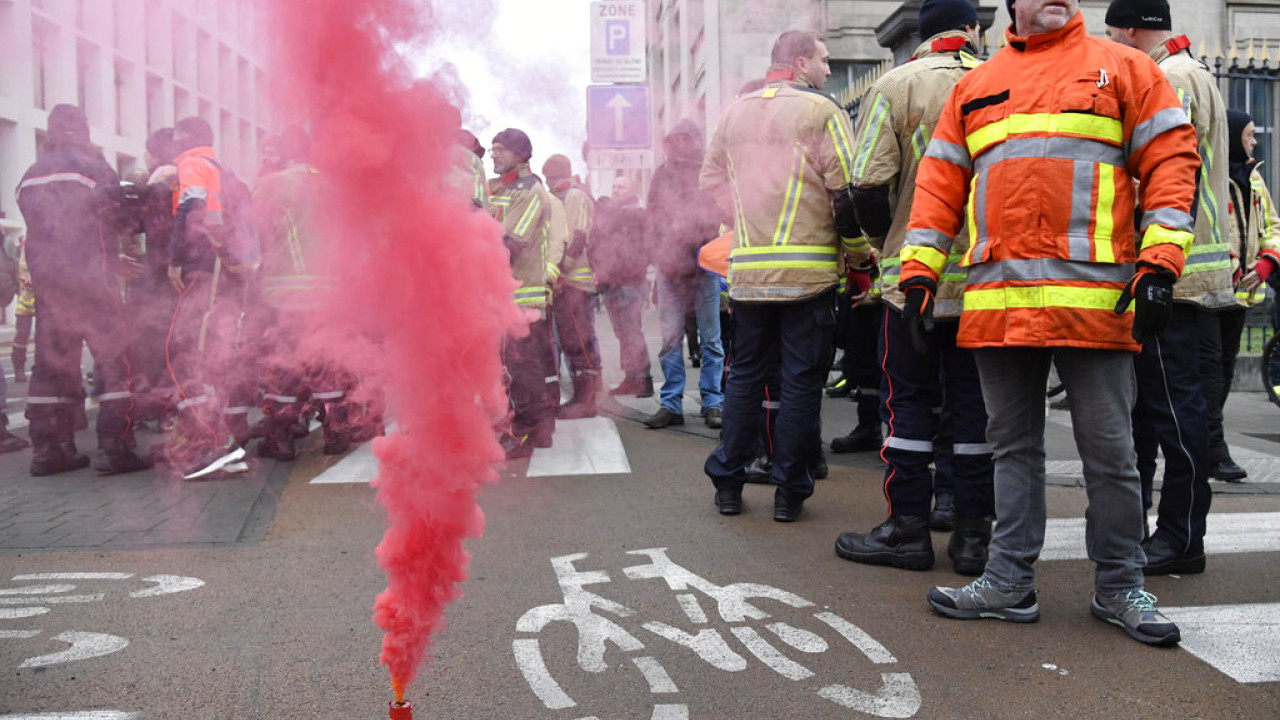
left=701, top=30, right=868, bottom=522
left=15, top=104, right=151, bottom=476
left=490, top=128, right=557, bottom=459
left=833, top=0, right=993, bottom=575
left=910, top=0, right=1198, bottom=646
left=162, top=116, right=253, bottom=479
left=542, top=154, right=602, bottom=419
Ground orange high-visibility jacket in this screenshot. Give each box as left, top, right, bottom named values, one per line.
left=901, top=13, right=1200, bottom=351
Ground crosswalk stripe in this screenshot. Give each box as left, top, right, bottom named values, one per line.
left=1163, top=603, right=1280, bottom=683
left=1040, top=512, right=1280, bottom=561
left=526, top=417, right=631, bottom=477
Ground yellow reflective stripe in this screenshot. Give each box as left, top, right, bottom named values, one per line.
left=964, top=174, right=979, bottom=261
left=910, top=125, right=932, bottom=162
left=545, top=263, right=562, bottom=281
left=773, top=146, right=806, bottom=245
left=966, top=113, right=1125, bottom=156
left=827, top=116, right=855, bottom=182
left=762, top=87, right=779, bottom=99
left=514, top=195, right=542, bottom=237
left=727, top=155, right=750, bottom=246
left=843, top=236, right=869, bottom=253
left=1141, top=223, right=1194, bottom=255
left=901, top=245, right=948, bottom=275
left=964, top=285, right=1125, bottom=311
left=853, top=94, right=890, bottom=178
left=1094, top=164, right=1116, bottom=263
left=732, top=245, right=838, bottom=269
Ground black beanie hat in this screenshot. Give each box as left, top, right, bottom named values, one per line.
left=1104, top=0, right=1172, bottom=31
left=918, top=0, right=978, bottom=42
left=492, top=128, right=533, bottom=163
left=1228, top=109, right=1253, bottom=164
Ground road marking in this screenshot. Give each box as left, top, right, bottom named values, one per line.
left=308, top=441, right=379, bottom=484
left=0, top=707, right=136, bottom=712
left=130, top=575, right=205, bottom=598
left=1163, top=603, right=1280, bottom=683
left=816, top=674, right=922, bottom=719
left=19, top=631, right=129, bottom=668
left=1040, top=512, right=1280, bottom=561
left=0, top=607, right=49, bottom=619
left=12, top=573, right=133, bottom=581
left=528, top=417, right=632, bottom=477
left=0, top=631, right=41, bottom=639
left=0, top=714, right=137, bottom=720
left=0, top=585, right=76, bottom=596
left=0, top=594, right=104, bottom=606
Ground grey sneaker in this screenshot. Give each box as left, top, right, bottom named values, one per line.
left=927, top=576, right=1040, bottom=623
left=1090, top=589, right=1180, bottom=646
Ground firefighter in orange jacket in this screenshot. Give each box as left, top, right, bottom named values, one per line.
left=905, top=0, right=1199, bottom=647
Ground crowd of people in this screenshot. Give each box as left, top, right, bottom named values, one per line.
left=5, top=0, right=1278, bottom=651
left=7, top=109, right=379, bottom=481
left=480, top=0, right=1280, bottom=650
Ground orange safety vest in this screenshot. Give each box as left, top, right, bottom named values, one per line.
left=901, top=13, right=1199, bottom=351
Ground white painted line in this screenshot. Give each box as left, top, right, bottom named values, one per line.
left=817, top=674, right=922, bottom=718
left=630, top=656, right=679, bottom=694
left=0, top=584, right=76, bottom=596
left=12, top=573, right=132, bottom=581
left=1041, top=512, right=1280, bottom=561
left=308, top=441, right=379, bottom=484
left=0, top=630, right=41, bottom=639
left=0, top=707, right=137, bottom=712
left=130, top=575, right=204, bottom=598
left=1045, top=456, right=1280, bottom=484
left=0, top=607, right=49, bottom=619
left=766, top=621, right=829, bottom=654
left=526, top=417, right=632, bottom=477
left=1163, top=603, right=1280, bottom=683
left=0, top=594, right=103, bottom=606
left=813, top=611, right=897, bottom=665
left=651, top=706, right=690, bottom=720
left=19, top=631, right=129, bottom=668
left=731, top=626, right=814, bottom=680
left=512, top=638, right=576, bottom=710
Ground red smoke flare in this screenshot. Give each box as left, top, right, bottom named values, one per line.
left=263, top=0, right=521, bottom=698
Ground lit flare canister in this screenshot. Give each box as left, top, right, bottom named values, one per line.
left=389, top=700, right=412, bottom=719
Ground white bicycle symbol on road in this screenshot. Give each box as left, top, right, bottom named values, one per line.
left=514, top=548, right=921, bottom=719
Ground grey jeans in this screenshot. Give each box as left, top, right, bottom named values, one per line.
left=974, top=347, right=1146, bottom=595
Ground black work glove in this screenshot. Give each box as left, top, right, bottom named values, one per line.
left=900, top=276, right=937, bottom=353
left=1115, top=267, right=1175, bottom=343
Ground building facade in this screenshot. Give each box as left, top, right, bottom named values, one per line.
left=646, top=0, right=1280, bottom=172
left=0, top=0, right=269, bottom=240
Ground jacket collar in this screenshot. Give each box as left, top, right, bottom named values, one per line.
left=1147, top=34, right=1190, bottom=65
left=913, top=30, right=976, bottom=60
left=176, top=145, right=217, bottom=163
left=764, top=64, right=816, bottom=90
left=1006, top=11, right=1085, bottom=53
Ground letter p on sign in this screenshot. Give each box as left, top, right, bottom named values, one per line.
left=606, top=20, right=629, bottom=55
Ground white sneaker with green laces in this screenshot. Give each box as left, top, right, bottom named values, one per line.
left=1091, top=589, right=1181, bottom=646
left=927, top=576, right=1040, bottom=623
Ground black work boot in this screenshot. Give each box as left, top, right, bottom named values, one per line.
left=830, top=423, right=882, bottom=453
left=32, top=439, right=90, bottom=477
left=556, top=372, right=599, bottom=420
left=834, top=515, right=934, bottom=570
left=929, top=492, right=956, bottom=531
left=947, top=515, right=993, bottom=576
left=322, top=402, right=353, bottom=455
left=257, top=416, right=299, bottom=461
left=93, top=435, right=154, bottom=476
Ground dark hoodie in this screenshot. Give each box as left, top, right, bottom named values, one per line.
left=647, top=119, right=722, bottom=282
left=1227, top=109, right=1254, bottom=220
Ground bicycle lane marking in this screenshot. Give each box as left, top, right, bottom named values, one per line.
left=512, top=548, right=922, bottom=719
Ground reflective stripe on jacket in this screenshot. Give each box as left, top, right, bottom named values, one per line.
left=491, top=171, right=552, bottom=310
left=1228, top=165, right=1280, bottom=306
left=702, top=78, right=864, bottom=301
left=851, top=31, right=979, bottom=315
left=556, top=185, right=596, bottom=292
left=1152, top=39, right=1234, bottom=309
left=253, top=163, right=332, bottom=311
left=901, top=13, right=1199, bottom=351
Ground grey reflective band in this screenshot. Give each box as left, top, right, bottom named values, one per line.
left=966, top=258, right=1134, bottom=285
left=971, top=170, right=991, bottom=260
left=26, top=396, right=80, bottom=405
left=953, top=442, right=995, bottom=455
left=97, top=392, right=132, bottom=402
left=222, top=406, right=252, bottom=415
left=176, top=395, right=211, bottom=411
left=924, top=139, right=972, bottom=170
left=885, top=437, right=932, bottom=452
left=1183, top=250, right=1231, bottom=267
left=1068, top=160, right=1095, bottom=261
left=1141, top=207, right=1194, bottom=233
left=731, top=250, right=840, bottom=265
left=311, top=391, right=345, bottom=400
left=1128, top=106, right=1190, bottom=158
left=265, top=394, right=300, bottom=403
left=903, top=228, right=952, bottom=250
left=972, top=137, right=1127, bottom=176
left=762, top=401, right=781, bottom=410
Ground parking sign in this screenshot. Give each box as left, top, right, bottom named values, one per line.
left=591, top=1, right=647, bottom=84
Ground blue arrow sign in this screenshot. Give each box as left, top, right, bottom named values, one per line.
left=587, top=85, right=651, bottom=150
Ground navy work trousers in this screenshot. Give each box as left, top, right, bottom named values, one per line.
left=705, top=290, right=837, bottom=502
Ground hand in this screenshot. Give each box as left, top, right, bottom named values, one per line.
left=1239, top=269, right=1264, bottom=294
left=845, top=270, right=872, bottom=304
left=1115, top=268, right=1174, bottom=343
left=168, top=264, right=186, bottom=293
left=113, top=254, right=146, bottom=281
left=900, top=277, right=936, bottom=353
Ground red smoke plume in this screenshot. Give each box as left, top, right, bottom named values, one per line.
left=263, top=0, right=521, bottom=699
